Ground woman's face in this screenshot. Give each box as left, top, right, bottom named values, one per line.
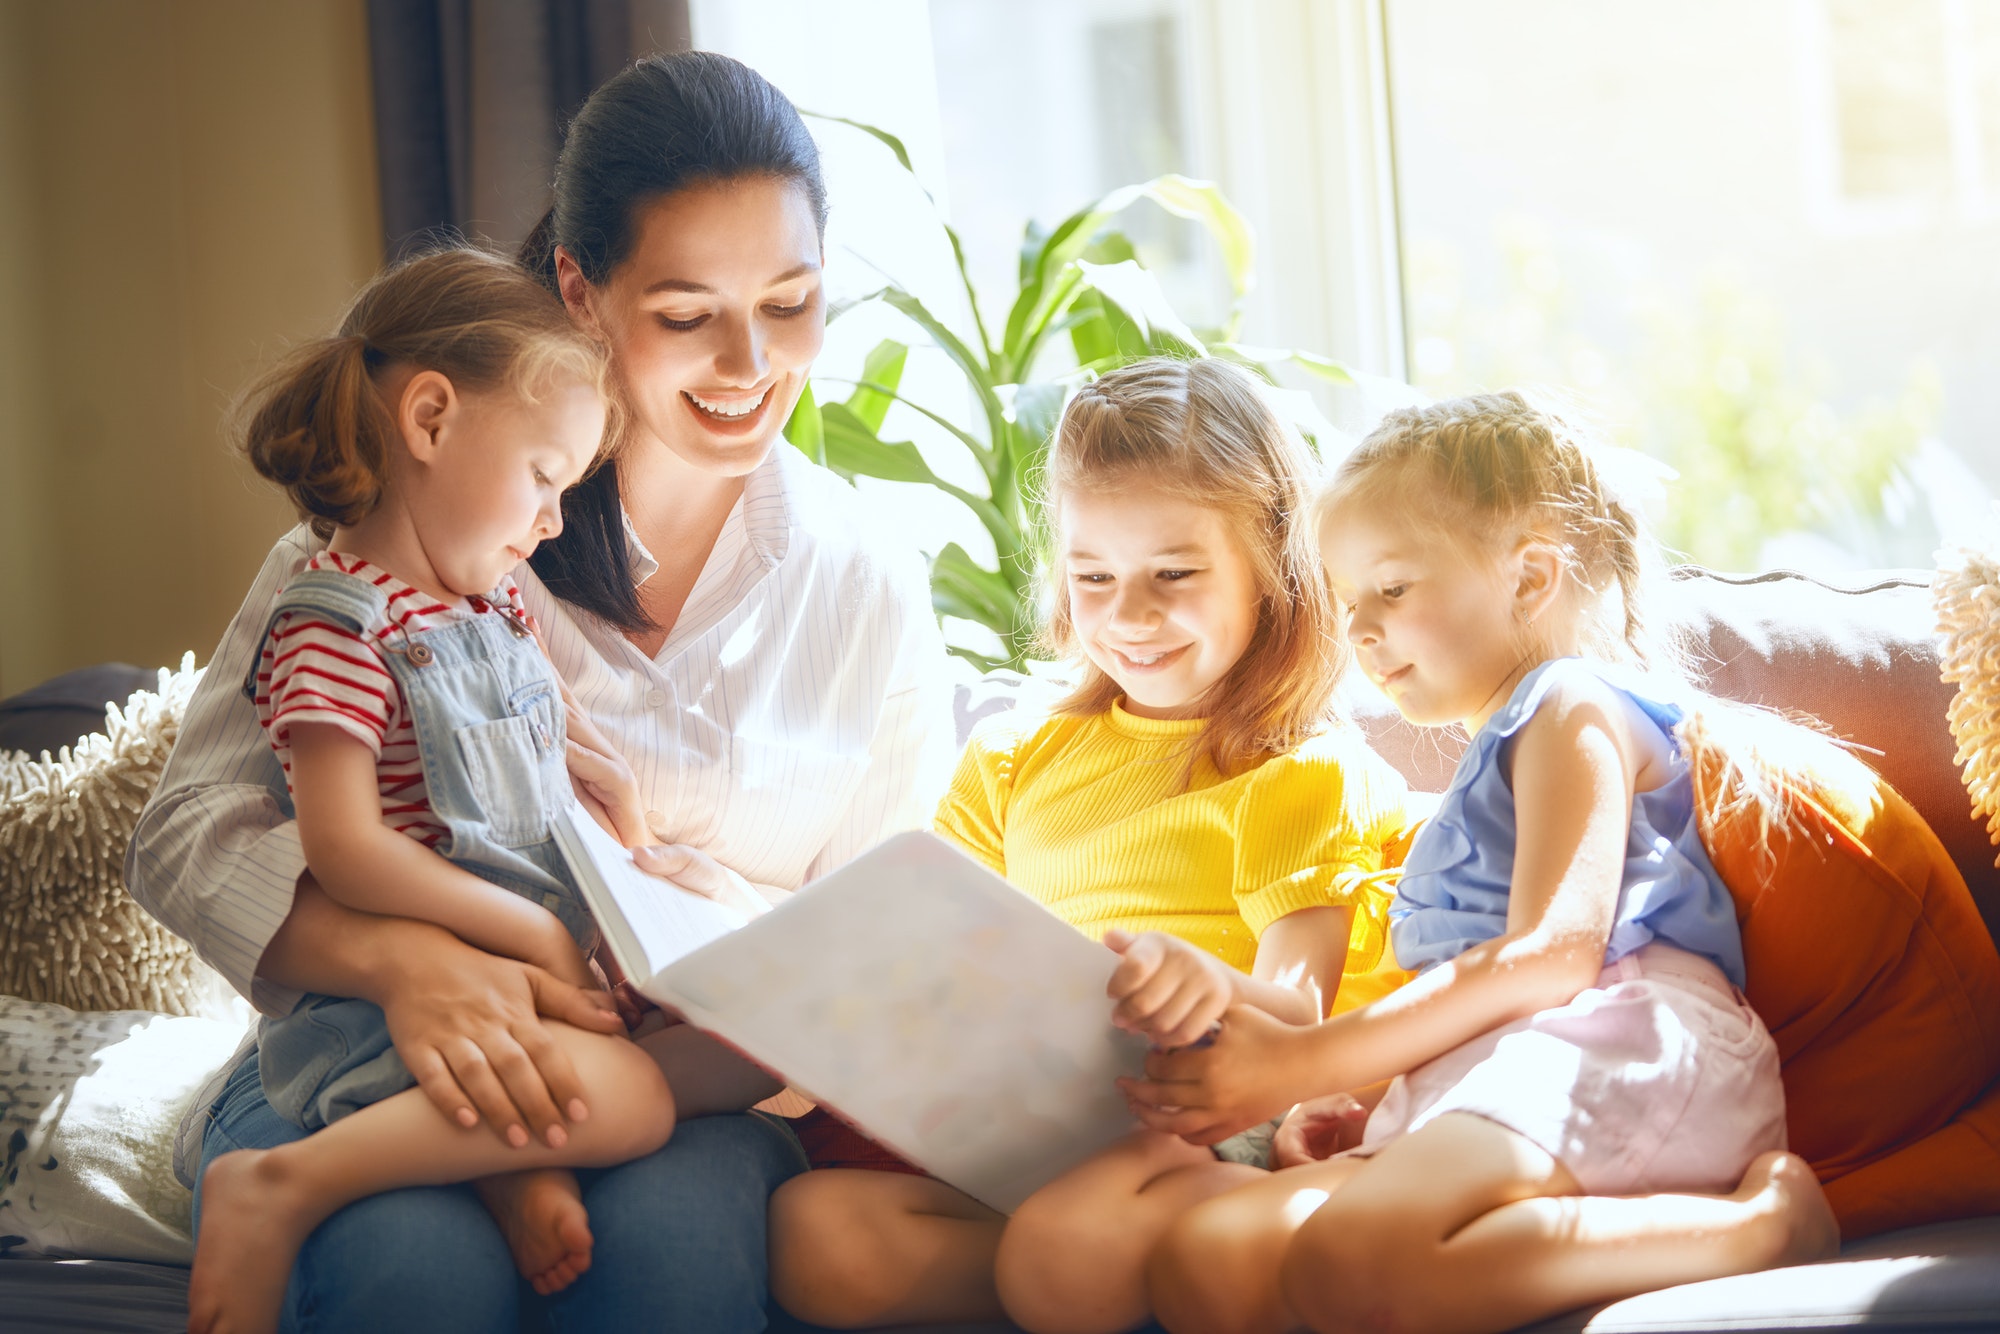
left=572, top=175, right=825, bottom=478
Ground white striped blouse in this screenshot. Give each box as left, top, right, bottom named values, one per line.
left=126, top=444, right=957, bottom=1016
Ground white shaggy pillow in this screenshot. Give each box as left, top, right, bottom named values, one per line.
left=0, top=994, right=251, bottom=1263
left=0, top=654, right=227, bottom=1013
left=1936, top=539, right=2000, bottom=864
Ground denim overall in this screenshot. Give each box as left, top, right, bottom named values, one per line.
left=243, top=567, right=597, bottom=1131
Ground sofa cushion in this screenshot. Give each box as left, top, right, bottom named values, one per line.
left=1673, top=568, right=1999, bottom=944
left=1692, top=727, right=2000, bottom=1237
left=0, top=995, right=251, bottom=1264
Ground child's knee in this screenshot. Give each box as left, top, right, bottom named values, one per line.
left=1148, top=1195, right=1282, bottom=1334
left=767, top=1173, right=908, bottom=1327
left=1281, top=1198, right=1429, bottom=1334
left=558, top=1025, right=676, bottom=1158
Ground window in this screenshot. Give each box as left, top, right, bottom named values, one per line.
left=1386, top=0, right=1999, bottom=569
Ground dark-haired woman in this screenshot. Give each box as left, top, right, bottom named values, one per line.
left=131, top=52, right=951, bottom=1332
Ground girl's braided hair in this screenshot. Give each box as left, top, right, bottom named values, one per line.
left=1316, top=389, right=1684, bottom=675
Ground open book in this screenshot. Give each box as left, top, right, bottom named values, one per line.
left=550, top=805, right=1149, bottom=1213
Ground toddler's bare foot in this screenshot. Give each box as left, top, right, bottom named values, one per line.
left=189, top=1149, right=316, bottom=1334
left=1736, top=1151, right=1840, bottom=1267
left=478, top=1168, right=594, bottom=1295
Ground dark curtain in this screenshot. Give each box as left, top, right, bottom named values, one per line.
left=366, top=0, right=692, bottom=259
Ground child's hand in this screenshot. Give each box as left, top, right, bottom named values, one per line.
left=1271, top=1092, right=1371, bottom=1168
left=1104, top=930, right=1241, bottom=1051
left=1117, top=1002, right=1314, bottom=1146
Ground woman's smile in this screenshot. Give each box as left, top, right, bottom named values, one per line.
left=679, top=383, right=778, bottom=437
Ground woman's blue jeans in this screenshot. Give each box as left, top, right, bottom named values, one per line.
left=193, top=1050, right=809, bottom=1332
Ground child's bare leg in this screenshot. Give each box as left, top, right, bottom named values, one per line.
left=475, top=1168, right=594, bottom=1295
left=769, top=1168, right=1005, bottom=1328
left=995, top=1129, right=1264, bottom=1334
left=638, top=1020, right=783, bottom=1117
left=189, top=1023, right=673, bottom=1334
left=1154, top=1142, right=1837, bottom=1334
left=1149, top=1156, right=1369, bottom=1334
left=1278, top=1114, right=1835, bottom=1334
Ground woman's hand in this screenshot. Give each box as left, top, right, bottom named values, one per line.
left=1104, top=929, right=1241, bottom=1051
left=545, top=662, right=652, bottom=848
left=1117, top=1003, right=1318, bottom=1145
left=374, top=920, right=624, bottom=1150
left=1271, top=1091, right=1372, bottom=1168
left=632, top=842, right=783, bottom=923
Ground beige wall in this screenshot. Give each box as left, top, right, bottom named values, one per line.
left=0, top=0, right=382, bottom=696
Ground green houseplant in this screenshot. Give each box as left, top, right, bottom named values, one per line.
left=787, top=117, right=1354, bottom=670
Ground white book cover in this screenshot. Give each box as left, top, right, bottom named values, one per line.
left=550, top=805, right=1149, bottom=1213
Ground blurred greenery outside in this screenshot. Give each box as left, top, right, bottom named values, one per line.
left=1403, top=216, right=1945, bottom=572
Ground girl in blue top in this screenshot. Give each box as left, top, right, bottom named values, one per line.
left=1121, top=391, right=1839, bottom=1334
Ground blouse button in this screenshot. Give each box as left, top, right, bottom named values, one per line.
left=646, top=688, right=666, bottom=709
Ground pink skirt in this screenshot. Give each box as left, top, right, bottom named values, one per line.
left=1354, top=943, right=1787, bottom=1194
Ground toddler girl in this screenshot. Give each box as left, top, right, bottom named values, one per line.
left=769, top=357, right=1413, bottom=1330
left=1130, top=391, right=1835, bottom=1334
left=189, top=248, right=676, bottom=1334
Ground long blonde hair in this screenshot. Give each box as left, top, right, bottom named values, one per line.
left=1318, top=389, right=1833, bottom=836
left=1041, top=357, right=1344, bottom=778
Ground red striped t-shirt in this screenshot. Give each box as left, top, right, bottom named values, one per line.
left=254, top=551, right=533, bottom=848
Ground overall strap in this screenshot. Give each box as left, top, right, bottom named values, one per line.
left=239, top=567, right=394, bottom=702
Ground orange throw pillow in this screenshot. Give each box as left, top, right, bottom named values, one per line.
left=1694, top=738, right=2000, bottom=1238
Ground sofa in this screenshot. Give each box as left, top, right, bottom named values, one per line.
left=3, top=564, right=1999, bottom=1334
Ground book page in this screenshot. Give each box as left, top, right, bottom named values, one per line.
left=654, top=831, right=1150, bottom=1213
left=550, top=804, right=748, bottom=991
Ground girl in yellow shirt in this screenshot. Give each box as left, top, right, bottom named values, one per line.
left=769, top=357, right=1411, bottom=1330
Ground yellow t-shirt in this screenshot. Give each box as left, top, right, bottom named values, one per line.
left=935, top=700, right=1415, bottom=1014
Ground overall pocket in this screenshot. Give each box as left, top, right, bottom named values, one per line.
left=457, top=684, right=564, bottom=847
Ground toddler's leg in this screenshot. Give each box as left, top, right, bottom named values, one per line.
left=476, top=1168, right=594, bottom=1295
left=189, top=1022, right=673, bottom=1334
left=995, top=1129, right=1262, bottom=1334
left=769, top=1168, right=1005, bottom=1328
left=1148, top=1155, right=1369, bottom=1334
left=1275, top=1114, right=1833, bottom=1334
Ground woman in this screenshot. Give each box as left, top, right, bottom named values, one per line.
left=129, top=51, right=951, bottom=1332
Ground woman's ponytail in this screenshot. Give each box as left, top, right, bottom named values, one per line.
left=517, top=208, right=561, bottom=295
left=239, top=336, right=395, bottom=539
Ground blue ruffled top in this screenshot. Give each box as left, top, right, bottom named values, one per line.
left=1389, top=657, right=1745, bottom=988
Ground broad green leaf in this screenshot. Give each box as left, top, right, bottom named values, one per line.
left=819, top=376, right=990, bottom=466
left=946, top=643, right=1010, bottom=673
left=1003, top=175, right=1253, bottom=364
left=1080, top=231, right=1139, bottom=266
left=820, top=402, right=939, bottom=486
left=1075, top=261, right=1206, bottom=356
left=874, top=287, right=1009, bottom=448
left=783, top=382, right=824, bottom=465
left=1142, top=176, right=1254, bottom=301
left=845, top=340, right=908, bottom=434
left=1067, top=290, right=1121, bottom=367
left=804, top=111, right=915, bottom=175
left=931, top=543, right=1020, bottom=633
left=1012, top=382, right=1068, bottom=447
left=1213, top=343, right=1357, bottom=385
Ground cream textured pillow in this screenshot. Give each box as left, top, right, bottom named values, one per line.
left=0, top=994, right=251, bottom=1262
left=0, top=654, right=226, bottom=1013
left=1936, top=539, right=2000, bottom=865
